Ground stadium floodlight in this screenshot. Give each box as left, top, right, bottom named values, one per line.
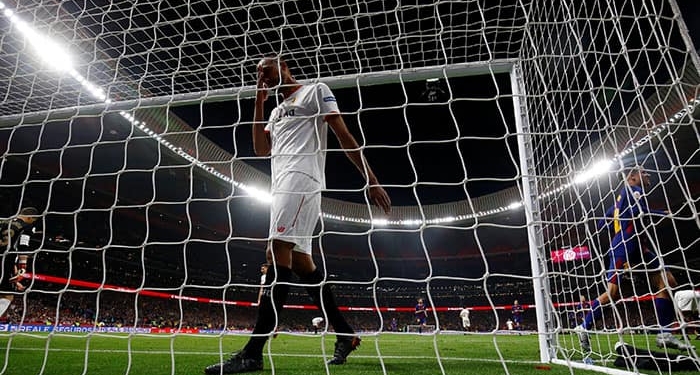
left=2, top=4, right=241, bottom=189
left=507, top=202, right=523, bottom=210
left=236, top=183, right=273, bottom=204
left=532, top=96, right=698, bottom=202
left=1, top=2, right=694, bottom=232
left=363, top=95, right=695, bottom=226
left=3, top=7, right=74, bottom=72
left=371, top=218, right=389, bottom=226
left=573, top=159, right=613, bottom=184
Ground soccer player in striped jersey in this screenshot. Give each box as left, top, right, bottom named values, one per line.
left=204, top=57, right=391, bottom=374
left=415, top=298, right=428, bottom=333
left=576, top=169, right=691, bottom=365
left=511, top=299, right=524, bottom=330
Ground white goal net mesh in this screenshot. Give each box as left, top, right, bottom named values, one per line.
left=520, top=0, right=700, bottom=372
left=0, top=0, right=698, bottom=374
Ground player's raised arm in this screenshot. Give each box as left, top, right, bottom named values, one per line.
left=252, top=60, right=272, bottom=157
left=327, top=114, right=391, bottom=214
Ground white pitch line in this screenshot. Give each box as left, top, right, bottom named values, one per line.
left=2, top=347, right=542, bottom=364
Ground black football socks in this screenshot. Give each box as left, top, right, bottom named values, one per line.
left=243, top=266, right=292, bottom=356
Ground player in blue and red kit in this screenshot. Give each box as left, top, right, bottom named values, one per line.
left=576, top=169, right=691, bottom=364
left=389, top=317, right=398, bottom=332
left=575, top=295, right=590, bottom=325
left=511, top=300, right=524, bottom=330
left=415, top=298, right=427, bottom=333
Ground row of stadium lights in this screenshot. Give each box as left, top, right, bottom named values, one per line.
left=3, top=3, right=694, bottom=226
left=537, top=96, right=698, bottom=201
left=1, top=2, right=272, bottom=204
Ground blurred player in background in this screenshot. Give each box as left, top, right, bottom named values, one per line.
left=511, top=300, right=524, bottom=330
left=415, top=298, right=427, bottom=333
left=311, top=316, right=323, bottom=334
left=674, top=289, right=700, bottom=339
left=256, top=263, right=268, bottom=306
left=576, top=169, right=691, bottom=365
left=459, top=307, right=471, bottom=333
left=389, top=317, right=398, bottom=332
left=0, top=207, right=41, bottom=317
left=576, top=295, right=590, bottom=325
left=205, top=56, right=391, bottom=374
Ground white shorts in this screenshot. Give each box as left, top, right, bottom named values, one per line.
left=462, top=319, right=470, bottom=328
left=269, top=172, right=321, bottom=254
left=675, top=290, right=700, bottom=312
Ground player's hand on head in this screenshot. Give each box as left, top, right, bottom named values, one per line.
left=369, top=185, right=391, bottom=214
left=257, top=82, right=269, bottom=102
left=256, top=73, right=269, bottom=102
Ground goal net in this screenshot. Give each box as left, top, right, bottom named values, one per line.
left=519, top=1, right=700, bottom=373
left=0, top=0, right=698, bottom=374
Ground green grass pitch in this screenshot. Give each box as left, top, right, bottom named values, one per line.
left=0, top=331, right=694, bottom=374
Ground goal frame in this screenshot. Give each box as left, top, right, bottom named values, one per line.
left=0, top=60, right=517, bottom=128
left=0, top=57, right=564, bottom=364
left=510, top=62, right=553, bottom=364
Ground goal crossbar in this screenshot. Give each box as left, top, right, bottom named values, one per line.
left=0, top=60, right=516, bottom=128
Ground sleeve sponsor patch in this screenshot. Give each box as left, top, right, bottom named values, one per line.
left=322, top=96, right=336, bottom=102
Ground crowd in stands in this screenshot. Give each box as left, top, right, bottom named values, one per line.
left=0, top=277, right=665, bottom=336
left=0, top=228, right=666, bottom=336
left=2, top=295, right=533, bottom=333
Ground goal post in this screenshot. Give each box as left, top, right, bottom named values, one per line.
left=511, top=62, right=554, bottom=364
